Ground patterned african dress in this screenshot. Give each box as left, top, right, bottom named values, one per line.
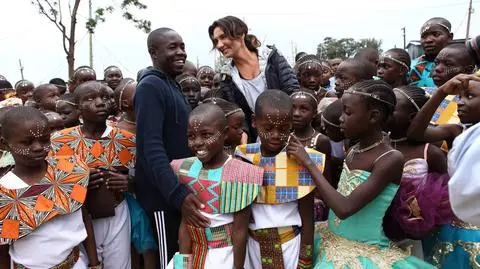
left=313, top=163, right=435, bottom=269
left=167, top=157, right=264, bottom=269
left=50, top=125, right=136, bottom=170
left=423, top=87, right=461, bottom=126
left=50, top=125, right=136, bottom=268
left=0, top=155, right=89, bottom=268
left=425, top=123, right=480, bottom=269
left=236, top=143, right=325, bottom=269
left=408, top=56, right=436, bottom=88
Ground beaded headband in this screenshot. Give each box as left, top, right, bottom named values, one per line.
left=15, top=80, right=31, bottom=89
left=290, top=91, right=318, bottom=105
left=380, top=53, right=410, bottom=70
left=197, top=67, right=214, bottom=76
left=393, top=88, right=420, bottom=111
left=421, top=22, right=451, bottom=34
left=104, top=66, right=120, bottom=74
left=75, top=67, right=94, bottom=74
left=344, top=89, right=395, bottom=107
left=321, top=114, right=340, bottom=128
left=118, top=80, right=135, bottom=112
left=179, top=77, right=200, bottom=87
left=225, top=108, right=243, bottom=117
left=295, top=60, right=323, bottom=73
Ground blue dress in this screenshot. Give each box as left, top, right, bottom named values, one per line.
left=408, top=56, right=436, bottom=88
left=427, top=220, right=480, bottom=268
left=313, top=165, right=435, bottom=268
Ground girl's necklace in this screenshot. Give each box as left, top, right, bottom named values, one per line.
left=291, top=129, right=317, bottom=147
left=390, top=137, right=408, bottom=149
left=346, top=137, right=384, bottom=165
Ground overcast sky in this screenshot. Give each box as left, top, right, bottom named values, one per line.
left=1, top=0, right=479, bottom=84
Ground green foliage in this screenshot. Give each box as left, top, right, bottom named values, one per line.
left=87, top=0, right=150, bottom=34
left=317, top=37, right=383, bottom=60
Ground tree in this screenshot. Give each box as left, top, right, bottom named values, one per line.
left=317, top=37, right=383, bottom=60
left=32, top=0, right=151, bottom=78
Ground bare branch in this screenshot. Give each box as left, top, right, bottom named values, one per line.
left=58, top=0, right=63, bottom=23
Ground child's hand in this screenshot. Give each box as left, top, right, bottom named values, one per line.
left=105, top=171, right=129, bottom=192
left=181, top=194, right=210, bottom=228
left=439, top=74, right=480, bottom=95
left=287, top=136, right=312, bottom=166
left=88, top=168, right=104, bottom=189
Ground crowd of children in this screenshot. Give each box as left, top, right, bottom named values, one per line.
left=0, top=14, right=480, bottom=269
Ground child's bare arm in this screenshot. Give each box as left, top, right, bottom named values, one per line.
left=81, top=207, right=100, bottom=267
left=232, top=206, right=251, bottom=269
left=0, top=245, right=10, bottom=268
left=178, top=218, right=192, bottom=254
left=298, top=192, right=314, bottom=268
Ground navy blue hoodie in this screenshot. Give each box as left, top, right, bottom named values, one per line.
left=134, top=68, right=191, bottom=214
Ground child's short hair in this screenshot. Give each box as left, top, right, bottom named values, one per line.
left=254, top=90, right=292, bottom=116
left=190, top=103, right=227, bottom=129
left=33, top=84, right=57, bottom=103
left=341, top=58, right=376, bottom=81
left=1, top=107, right=48, bottom=139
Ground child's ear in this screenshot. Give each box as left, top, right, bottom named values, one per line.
left=223, top=126, right=230, bottom=140
left=368, top=109, right=381, bottom=125
left=252, top=113, right=257, bottom=128
left=408, top=112, right=417, bottom=123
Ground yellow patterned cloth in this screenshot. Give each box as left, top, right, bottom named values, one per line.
left=423, top=87, right=460, bottom=125
left=235, top=143, right=325, bottom=204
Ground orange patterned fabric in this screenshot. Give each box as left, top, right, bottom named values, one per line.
left=50, top=126, right=136, bottom=169
left=0, top=155, right=89, bottom=244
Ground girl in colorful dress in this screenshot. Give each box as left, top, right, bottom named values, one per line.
left=236, top=90, right=326, bottom=269
left=408, top=74, right=480, bottom=268
left=287, top=80, right=435, bottom=268
left=385, top=85, right=451, bottom=259
left=290, top=89, right=332, bottom=221
left=50, top=81, right=135, bottom=269
left=0, top=106, right=99, bottom=268
left=168, top=104, right=263, bottom=268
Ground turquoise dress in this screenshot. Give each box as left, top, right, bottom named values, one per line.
left=408, top=56, right=436, bottom=88
left=426, top=220, right=480, bottom=268
left=313, top=165, right=435, bottom=268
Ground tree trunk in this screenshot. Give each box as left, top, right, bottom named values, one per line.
left=67, top=0, right=81, bottom=79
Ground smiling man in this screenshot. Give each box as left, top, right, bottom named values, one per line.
left=408, top=17, right=453, bottom=87
left=134, top=27, right=209, bottom=266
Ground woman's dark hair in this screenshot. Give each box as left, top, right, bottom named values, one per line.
left=208, top=16, right=261, bottom=55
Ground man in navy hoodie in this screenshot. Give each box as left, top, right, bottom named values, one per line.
left=134, top=27, right=209, bottom=265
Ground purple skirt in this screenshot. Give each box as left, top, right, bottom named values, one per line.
left=390, top=173, right=453, bottom=239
